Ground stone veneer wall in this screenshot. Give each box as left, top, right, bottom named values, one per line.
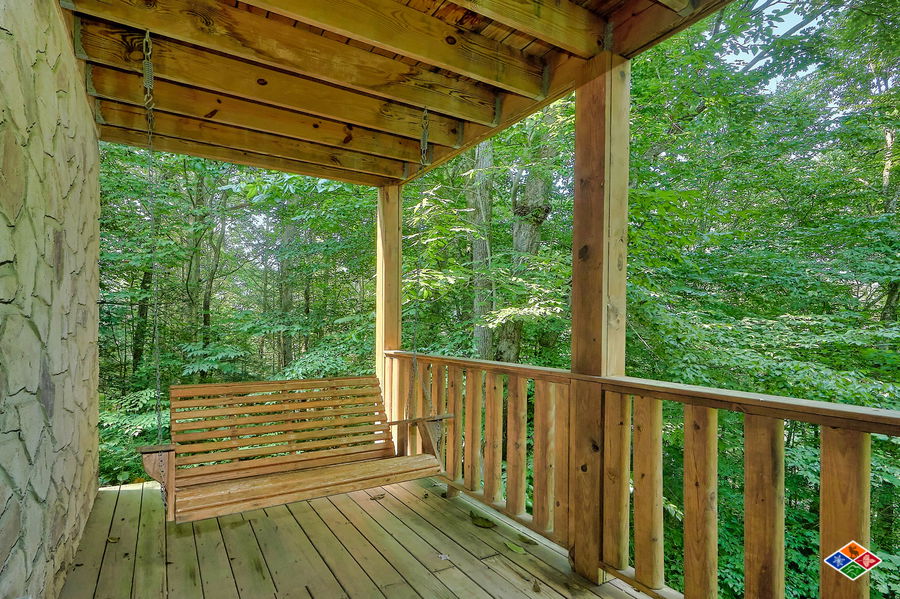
left=0, top=1, right=101, bottom=597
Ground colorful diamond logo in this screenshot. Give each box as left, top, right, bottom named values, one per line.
left=855, top=552, right=881, bottom=570
left=840, top=562, right=866, bottom=580
left=824, top=542, right=882, bottom=580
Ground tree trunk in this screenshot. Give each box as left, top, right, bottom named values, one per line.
left=131, top=268, right=153, bottom=373
left=467, top=140, right=495, bottom=360
left=278, top=223, right=295, bottom=368
left=881, top=126, right=897, bottom=320
left=495, top=109, right=555, bottom=363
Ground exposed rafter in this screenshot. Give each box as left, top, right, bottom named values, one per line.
left=100, top=126, right=397, bottom=187
left=97, top=101, right=411, bottom=179
left=450, top=0, right=606, bottom=59
left=77, top=18, right=463, bottom=147
left=87, top=67, right=433, bottom=164
left=239, top=0, right=546, bottom=99
left=611, top=0, right=729, bottom=57
left=70, top=0, right=498, bottom=125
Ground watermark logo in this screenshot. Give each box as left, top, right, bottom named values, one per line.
left=824, top=541, right=882, bottom=580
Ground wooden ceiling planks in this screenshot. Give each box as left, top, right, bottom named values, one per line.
left=67, top=0, right=734, bottom=185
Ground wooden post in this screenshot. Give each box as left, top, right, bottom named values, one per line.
left=820, top=427, right=870, bottom=599
left=744, top=415, right=785, bottom=599
left=376, top=184, right=402, bottom=414
left=569, top=51, right=630, bottom=583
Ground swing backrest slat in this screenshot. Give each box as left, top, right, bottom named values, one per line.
left=169, top=376, right=396, bottom=487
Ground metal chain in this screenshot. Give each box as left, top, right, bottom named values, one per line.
left=419, top=107, right=429, bottom=166
left=143, top=30, right=163, bottom=449
left=408, top=108, right=437, bottom=445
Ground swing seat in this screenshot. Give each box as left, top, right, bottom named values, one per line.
left=138, top=376, right=444, bottom=523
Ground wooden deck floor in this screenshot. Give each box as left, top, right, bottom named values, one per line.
left=59, top=479, right=648, bottom=599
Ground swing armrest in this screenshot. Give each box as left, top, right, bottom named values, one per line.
left=384, top=413, right=453, bottom=427
left=137, top=445, right=177, bottom=522
left=137, top=444, right=176, bottom=454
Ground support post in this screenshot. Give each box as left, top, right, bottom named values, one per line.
left=569, top=51, right=630, bottom=583
left=376, top=184, right=402, bottom=418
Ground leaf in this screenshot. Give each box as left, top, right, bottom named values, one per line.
left=469, top=511, right=496, bottom=529
left=369, top=493, right=385, bottom=501
left=532, top=579, right=541, bottom=592
left=504, top=541, right=526, bottom=554
left=107, top=536, right=119, bottom=543
left=517, top=533, right=538, bottom=545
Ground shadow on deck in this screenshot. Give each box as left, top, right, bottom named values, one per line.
left=59, top=479, right=649, bottom=599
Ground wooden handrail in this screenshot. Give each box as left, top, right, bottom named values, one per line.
left=386, top=351, right=899, bottom=599
left=386, top=351, right=900, bottom=435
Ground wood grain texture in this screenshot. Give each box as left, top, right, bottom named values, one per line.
left=99, top=100, right=408, bottom=178
left=568, top=379, right=604, bottom=582
left=243, top=0, right=544, bottom=98
left=602, top=391, right=631, bottom=569
left=376, top=184, right=402, bottom=386
left=100, top=126, right=395, bottom=186
left=464, top=368, right=484, bottom=491
left=632, top=395, right=664, bottom=589
left=683, top=405, right=718, bottom=599
left=743, top=415, right=785, bottom=599
left=88, top=66, right=425, bottom=163
left=820, top=427, right=871, bottom=599
left=446, top=365, right=464, bottom=486
left=72, top=0, right=497, bottom=124
left=532, top=379, right=556, bottom=532
left=451, top=0, right=606, bottom=58
left=79, top=18, right=462, bottom=147
left=505, top=375, right=529, bottom=516
left=482, top=371, right=504, bottom=504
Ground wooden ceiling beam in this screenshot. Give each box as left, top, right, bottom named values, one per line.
left=100, top=125, right=396, bottom=187
left=611, top=0, right=732, bottom=57
left=240, top=0, right=546, bottom=99
left=449, top=0, right=606, bottom=59
left=76, top=17, right=463, bottom=147
left=87, top=67, right=430, bottom=164
left=69, top=0, right=498, bottom=125
left=97, top=100, right=411, bottom=179
left=403, top=0, right=736, bottom=183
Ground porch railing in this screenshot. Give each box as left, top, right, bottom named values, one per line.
left=385, top=350, right=900, bottom=599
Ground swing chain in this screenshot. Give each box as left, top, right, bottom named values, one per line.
left=420, top=107, right=429, bottom=166
left=143, top=33, right=165, bottom=496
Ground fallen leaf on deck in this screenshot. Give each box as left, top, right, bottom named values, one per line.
left=469, top=511, right=496, bottom=528
left=532, top=579, right=541, bottom=592
left=504, top=541, right=526, bottom=554
left=369, top=493, right=385, bottom=500
left=517, top=533, right=538, bottom=545
left=107, top=536, right=119, bottom=543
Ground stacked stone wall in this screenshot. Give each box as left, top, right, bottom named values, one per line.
left=0, top=1, right=100, bottom=597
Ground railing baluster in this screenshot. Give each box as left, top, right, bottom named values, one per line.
left=482, top=371, right=503, bottom=505
left=464, top=368, right=484, bottom=492
left=506, top=374, right=528, bottom=516
left=602, top=391, right=631, bottom=569
left=553, top=382, right=571, bottom=546
left=633, top=394, right=664, bottom=589
left=532, top=379, right=555, bottom=532
left=432, top=363, right=447, bottom=467
left=446, top=365, right=463, bottom=490
left=684, top=405, right=718, bottom=599
left=744, top=415, right=784, bottom=599
left=820, top=426, right=870, bottom=599
left=393, top=356, right=408, bottom=456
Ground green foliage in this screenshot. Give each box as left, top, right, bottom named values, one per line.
left=95, top=1, right=897, bottom=596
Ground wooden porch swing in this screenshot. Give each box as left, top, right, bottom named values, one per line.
left=139, top=375, right=448, bottom=523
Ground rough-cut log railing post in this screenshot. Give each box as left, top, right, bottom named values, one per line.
left=446, top=365, right=464, bottom=495
left=464, top=368, right=484, bottom=492
left=532, top=380, right=556, bottom=534
left=505, top=375, right=528, bottom=516
left=482, top=371, right=504, bottom=505
left=820, top=427, right=870, bottom=599
left=744, top=415, right=785, bottom=599
left=602, top=390, right=631, bottom=569
left=684, top=405, right=718, bottom=599
left=633, top=394, right=664, bottom=589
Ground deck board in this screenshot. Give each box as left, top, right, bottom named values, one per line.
left=60, top=481, right=651, bottom=599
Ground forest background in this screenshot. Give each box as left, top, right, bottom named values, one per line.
left=95, top=0, right=898, bottom=596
